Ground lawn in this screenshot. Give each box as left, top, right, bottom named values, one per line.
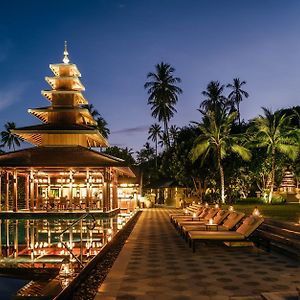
left=225, top=203, right=300, bottom=223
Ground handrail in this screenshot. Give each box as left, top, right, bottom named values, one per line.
left=58, top=213, right=96, bottom=268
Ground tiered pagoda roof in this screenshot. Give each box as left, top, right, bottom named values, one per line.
left=12, top=42, right=108, bottom=148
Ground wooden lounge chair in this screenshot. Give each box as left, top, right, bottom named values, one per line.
left=176, top=207, right=221, bottom=230
left=173, top=207, right=216, bottom=228
left=170, top=205, right=204, bottom=222
left=181, top=211, right=245, bottom=240
left=188, top=215, right=264, bottom=252
left=172, top=207, right=210, bottom=224
left=178, top=209, right=229, bottom=235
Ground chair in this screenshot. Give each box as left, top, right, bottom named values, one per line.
left=170, top=205, right=203, bottom=220
left=176, top=208, right=220, bottom=229
left=73, top=197, right=81, bottom=210
left=59, top=197, right=68, bottom=210
left=173, top=207, right=216, bottom=228
left=47, top=197, right=56, bottom=210
left=181, top=211, right=244, bottom=240
left=178, top=209, right=229, bottom=234
left=188, top=215, right=264, bottom=252
left=170, top=206, right=204, bottom=224
left=36, top=197, right=45, bottom=210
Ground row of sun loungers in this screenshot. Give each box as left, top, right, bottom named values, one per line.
left=170, top=204, right=264, bottom=252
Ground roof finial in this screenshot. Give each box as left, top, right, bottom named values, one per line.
left=63, top=41, right=70, bottom=64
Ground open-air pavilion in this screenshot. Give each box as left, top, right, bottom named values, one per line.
left=0, top=43, right=135, bottom=213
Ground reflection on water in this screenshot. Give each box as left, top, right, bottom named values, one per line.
left=0, top=214, right=130, bottom=265
left=0, top=212, right=133, bottom=298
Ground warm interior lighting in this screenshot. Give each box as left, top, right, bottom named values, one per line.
left=59, top=258, right=75, bottom=277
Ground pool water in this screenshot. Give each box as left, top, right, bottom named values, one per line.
left=0, top=212, right=132, bottom=298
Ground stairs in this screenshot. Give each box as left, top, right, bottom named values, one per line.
left=252, top=219, right=300, bottom=260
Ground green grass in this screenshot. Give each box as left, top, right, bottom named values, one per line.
left=224, top=203, right=300, bottom=223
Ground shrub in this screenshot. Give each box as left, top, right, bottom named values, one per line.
left=270, top=195, right=286, bottom=205
left=234, top=197, right=266, bottom=204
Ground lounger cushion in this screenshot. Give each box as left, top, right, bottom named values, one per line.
left=189, top=230, right=245, bottom=240
left=182, top=224, right=229, bottom=232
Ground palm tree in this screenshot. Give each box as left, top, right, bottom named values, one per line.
left=83, top=104, right=100, bottom=118
left=148, top=123, right=162, bottom=168
left=200, top=81, right=227, bottom=114
left=144, top=62, right=182, bottom=147
left=1, top=122, right=23, bottom=151
left=169, top=125, right=179, bottom=145
left=96, top=116, right=110, bottom=139
left=190, top=110, right=251, bottom=203
left=83, top=104, right=110, bottom=139
left=227, top=78, right=249, bottom=126
left=248, top=108, right=299, bottom=203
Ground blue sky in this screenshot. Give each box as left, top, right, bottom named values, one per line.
left=0, top=0, right=300, bottom=151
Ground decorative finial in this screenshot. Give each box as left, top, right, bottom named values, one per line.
left=63, top=41, right=70, bottom=64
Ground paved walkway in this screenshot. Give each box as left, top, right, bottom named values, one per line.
left=95, top=208, right=300, bottom=300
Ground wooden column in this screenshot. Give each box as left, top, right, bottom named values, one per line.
left=86, top=169, right=90, bottom=211
left=103, top=168, right=111, bottom=212
left=13, top=170, right=18, bottom=212
left=69, top=171, right=73, bottom=209
left=25, top=175, right=29, bottom=210
left=30, top=170, right=34, bottom=211
left=5, top=172, right=9, bottom=211
left=112, top=172, right=118, bottom=209
left=14, top=220, right=18, bottom=257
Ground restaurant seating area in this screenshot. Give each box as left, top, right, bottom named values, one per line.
left=35, top=197, right=102, bottom=211
left=170, top=203, right=264, bottom=252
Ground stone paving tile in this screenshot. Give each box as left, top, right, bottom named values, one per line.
left=95, top=208, right=300, bottom=300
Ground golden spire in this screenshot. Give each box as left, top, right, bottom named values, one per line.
left=63, top=41, right=70, bottom=64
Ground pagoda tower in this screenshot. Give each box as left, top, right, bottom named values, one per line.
left=12, top=42, right=109, bottom=148
left=0, top=43, right=135, bottom=213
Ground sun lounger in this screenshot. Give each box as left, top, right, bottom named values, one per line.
left=181, top=211, right=245, bottom=240
left=170, top=206, right=205, bottom=224
left=188, top=215, right=264, bottom=252
left=172, top=206, right=211, bottom=225
left=175, top=207, right=220, bottom=231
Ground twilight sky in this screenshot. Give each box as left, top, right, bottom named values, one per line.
left=0, top=0, right=300, bottom=152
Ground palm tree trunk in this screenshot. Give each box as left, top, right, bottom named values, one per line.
left=217, top=151, right=225, bottom=203
left=155, top=138, right=158, bottom=169
left=268, top=149, right=276, bottom=203
left=237, top=102, right=241, bottom=126
left=164, top=120, right=170, bottom=148
left=219, top=164, right=225, bottom=203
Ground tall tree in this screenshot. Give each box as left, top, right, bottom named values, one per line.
left=83, top=104, right=100, bottom=118
left=1, top=122, right=23, bottom=151
left=96, top=116, right=110, bottom=139
left=190, top=110, right=251, bottom=203
left=104, top=146, right=135, bottom=165
left=227, top=78, right=249, bottom=126
left=144, top=62, right=182, bottom=147
left=83, top=104, right=110, bottom=139
left=248, top=108, right=299, bottom=203
left=148, top=123, right=161, bottom=169
left=200, top=81, right=227, bottom=114
left=169, top=125, right=179, bottom=145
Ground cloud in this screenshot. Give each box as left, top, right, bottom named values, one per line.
left=0, top=82, right=31, bottom=111
left=111, top=125, right=149, bottom=135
